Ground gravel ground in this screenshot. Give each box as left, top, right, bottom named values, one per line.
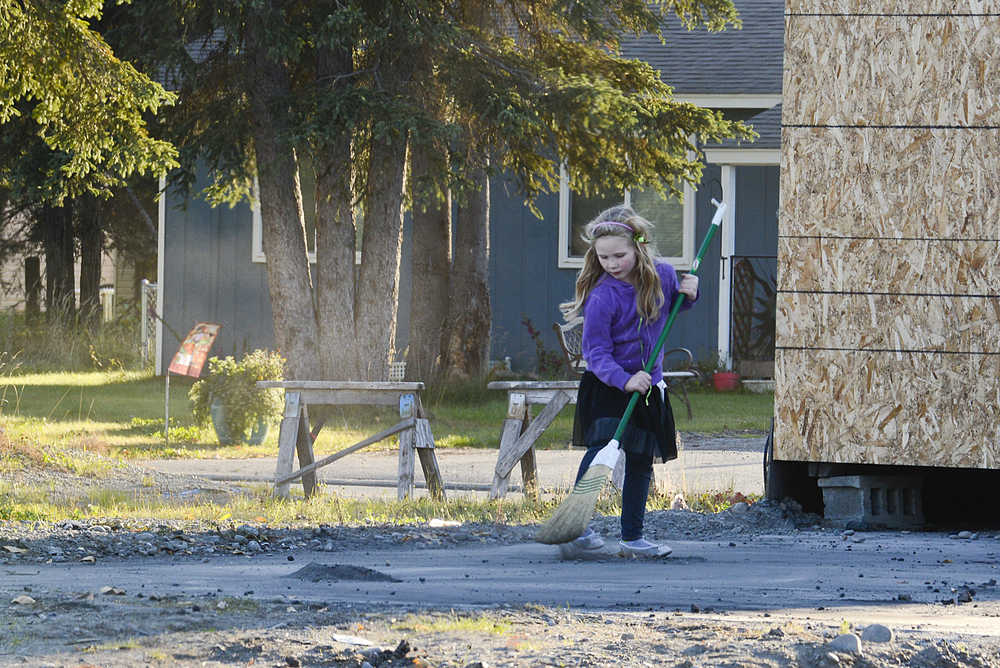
left=3, top=462, right=1000, bottom=666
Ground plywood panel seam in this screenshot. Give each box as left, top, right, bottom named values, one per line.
left=783, top=123, right=1000, bottom=129
left=777, top=346, right=1000, bottom=355
left=786, top=12, right=1000, bottom=16
left=780, top=235, right=1000, bottom=241
left=780, top=289, right=1000, bottom=297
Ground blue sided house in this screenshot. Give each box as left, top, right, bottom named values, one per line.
left=155, top=0, right=783, bottom=378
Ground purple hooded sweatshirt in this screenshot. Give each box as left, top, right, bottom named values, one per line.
left=582, top=261, right=697, bottom=391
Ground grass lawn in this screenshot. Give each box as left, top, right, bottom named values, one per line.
left=0, top=370, right=774, bottom=461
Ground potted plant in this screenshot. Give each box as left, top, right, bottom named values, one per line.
left=697, top=354, right=741, bottom=392
left=189, top=349, right=285, bottom=445
left=712, top=368, right=741, bottom=392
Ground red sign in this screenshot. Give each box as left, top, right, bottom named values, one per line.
left=168, top=323, right=221, bottom=377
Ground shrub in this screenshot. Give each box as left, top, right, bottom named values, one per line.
left=189, top=350, right=285, bottom=444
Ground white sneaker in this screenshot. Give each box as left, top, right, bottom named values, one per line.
left=558, top=528, right=607, bottom=560
left=618, top=538, right=672, bottom=558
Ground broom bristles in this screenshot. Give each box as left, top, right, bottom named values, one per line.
left=534, top=463, right=613, bottom=544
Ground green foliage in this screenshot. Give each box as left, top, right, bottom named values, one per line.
left=111, top=0, right=750, bottom=210
left=521, top=316, right=566, bottom=379
left=0, top=0, right=178, bottom=201
left=682, top=489, right=757, bottom=513
left=127, top=417, right=202, bottom=444
left=189, top=350, right=286, bottom=444
left=91, top=0, right=753, bottom=380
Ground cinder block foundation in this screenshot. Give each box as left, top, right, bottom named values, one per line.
left=817, top=475, right=925, bottom=528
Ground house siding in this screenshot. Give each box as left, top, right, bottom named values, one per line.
left=162, top=159, right=777, bottom=375
left=160, top=178, right=414, bottom=370
left=488, top=161, right=780, bottom=372
left=161, top=180, right=274, bottom=365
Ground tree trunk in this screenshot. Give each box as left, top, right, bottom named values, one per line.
left=24, top=257, right=40, bottom=323
left=246, top=14, right=319, bottom=380
left=40, top=203, right=75, bottom=320
left=354, top=132, right=409, bottom=381
left=78, top=194, right=103, bottom=326
left=405, top=141, right=451, bottom=382
left=441, top=164, right=491, bottom=379
left=314, top=46, right=360, bottom=380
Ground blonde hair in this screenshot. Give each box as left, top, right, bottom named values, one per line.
left=561, top=204, right=664, bottom=322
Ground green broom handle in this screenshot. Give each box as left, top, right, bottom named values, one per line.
left=611, top=198, right=727, bottom=443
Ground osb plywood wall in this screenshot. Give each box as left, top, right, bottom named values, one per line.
left=775, top=1, right=1000, bottom=469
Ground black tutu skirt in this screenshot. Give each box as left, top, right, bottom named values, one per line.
left=572, top=371, right=677, bottom=462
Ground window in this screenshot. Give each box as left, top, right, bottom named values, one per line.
left=557, top=164, right=695, bottom=269
left=251, top=154, right=318, bottom=264
left=251, top=157, right=364, bottom=264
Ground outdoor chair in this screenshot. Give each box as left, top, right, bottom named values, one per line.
left=553, top=318, right=700, bottom=419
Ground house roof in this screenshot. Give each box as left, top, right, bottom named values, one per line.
left=701, top=104, right=782, bottom=164
left=620, top=0, right=783, bottom=100
left=729, top=104, right=782, bottom=148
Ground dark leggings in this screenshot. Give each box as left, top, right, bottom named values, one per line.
left=575, top=446, right=654, bottom=541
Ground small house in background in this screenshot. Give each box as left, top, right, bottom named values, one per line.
left=155, top=0, right=785, bottom=377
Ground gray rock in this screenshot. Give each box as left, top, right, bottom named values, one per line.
left=828, top=633, right=862, bottom=654
left=860, top=624, right=893, bottom=643
left=237, top=524, right=260, bottom=538
left=730, top=502, right=749, bottom=514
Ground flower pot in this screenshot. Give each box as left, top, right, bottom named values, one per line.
left=210, top=398, right=269, bottom=445
left=712, top=371, right=741, bottom=392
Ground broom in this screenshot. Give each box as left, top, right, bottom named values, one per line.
left=535, top=198, right=727, bottom=545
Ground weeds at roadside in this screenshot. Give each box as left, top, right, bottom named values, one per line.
left=672, top=489, right=757, bottom=514
left=392, top=611, right=512, bottom=636
left=127, top=417, right=203, bottom=444
left=0, top=467, right=759, bottom=526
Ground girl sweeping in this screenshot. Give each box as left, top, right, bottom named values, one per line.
left=559, top=204, right=699, bottom=559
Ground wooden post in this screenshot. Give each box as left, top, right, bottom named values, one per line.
left=294, top=403, right=317, bottom=497
left=274, top=391, right=301, bottom=498
left=414, top=418, right=446, bottom=501
left=519, top=445, right=538, bottom=499
left=491, top=390, right=569, bottom=499
left=24, top=257, right=40, bottom=324
left=490, top=391, right=528, bottom=498
left=397, top=393, right=416, bottom=499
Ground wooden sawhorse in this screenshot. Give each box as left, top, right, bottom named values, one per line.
left=486, top=381, right=579, bottom=500
left=257, top=381, right=446, bottom=501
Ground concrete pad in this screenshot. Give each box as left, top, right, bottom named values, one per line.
left=8, top=530, right=999, bottom=638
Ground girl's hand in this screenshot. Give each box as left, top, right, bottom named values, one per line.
left=679, top=274, right=699, bottom=300
left=625, top=371, right=652, bottom=394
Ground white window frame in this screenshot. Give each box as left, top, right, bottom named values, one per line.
left=557, top=164, right=696, bottom=270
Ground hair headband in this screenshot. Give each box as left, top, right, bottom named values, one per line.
left=595, top=220, right=648, bottom=244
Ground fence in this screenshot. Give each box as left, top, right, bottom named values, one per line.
left=140, top=279, right=158, bottom=367
left=729, top=255, right=776, bottom=378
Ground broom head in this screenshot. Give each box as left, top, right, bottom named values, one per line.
left=535, top=440, right=619, bottom=544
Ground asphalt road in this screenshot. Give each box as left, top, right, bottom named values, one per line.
left=141, top=433, right=767, bottom=500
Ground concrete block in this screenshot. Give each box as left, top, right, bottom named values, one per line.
left=818, top=474, right=924, bottom=528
